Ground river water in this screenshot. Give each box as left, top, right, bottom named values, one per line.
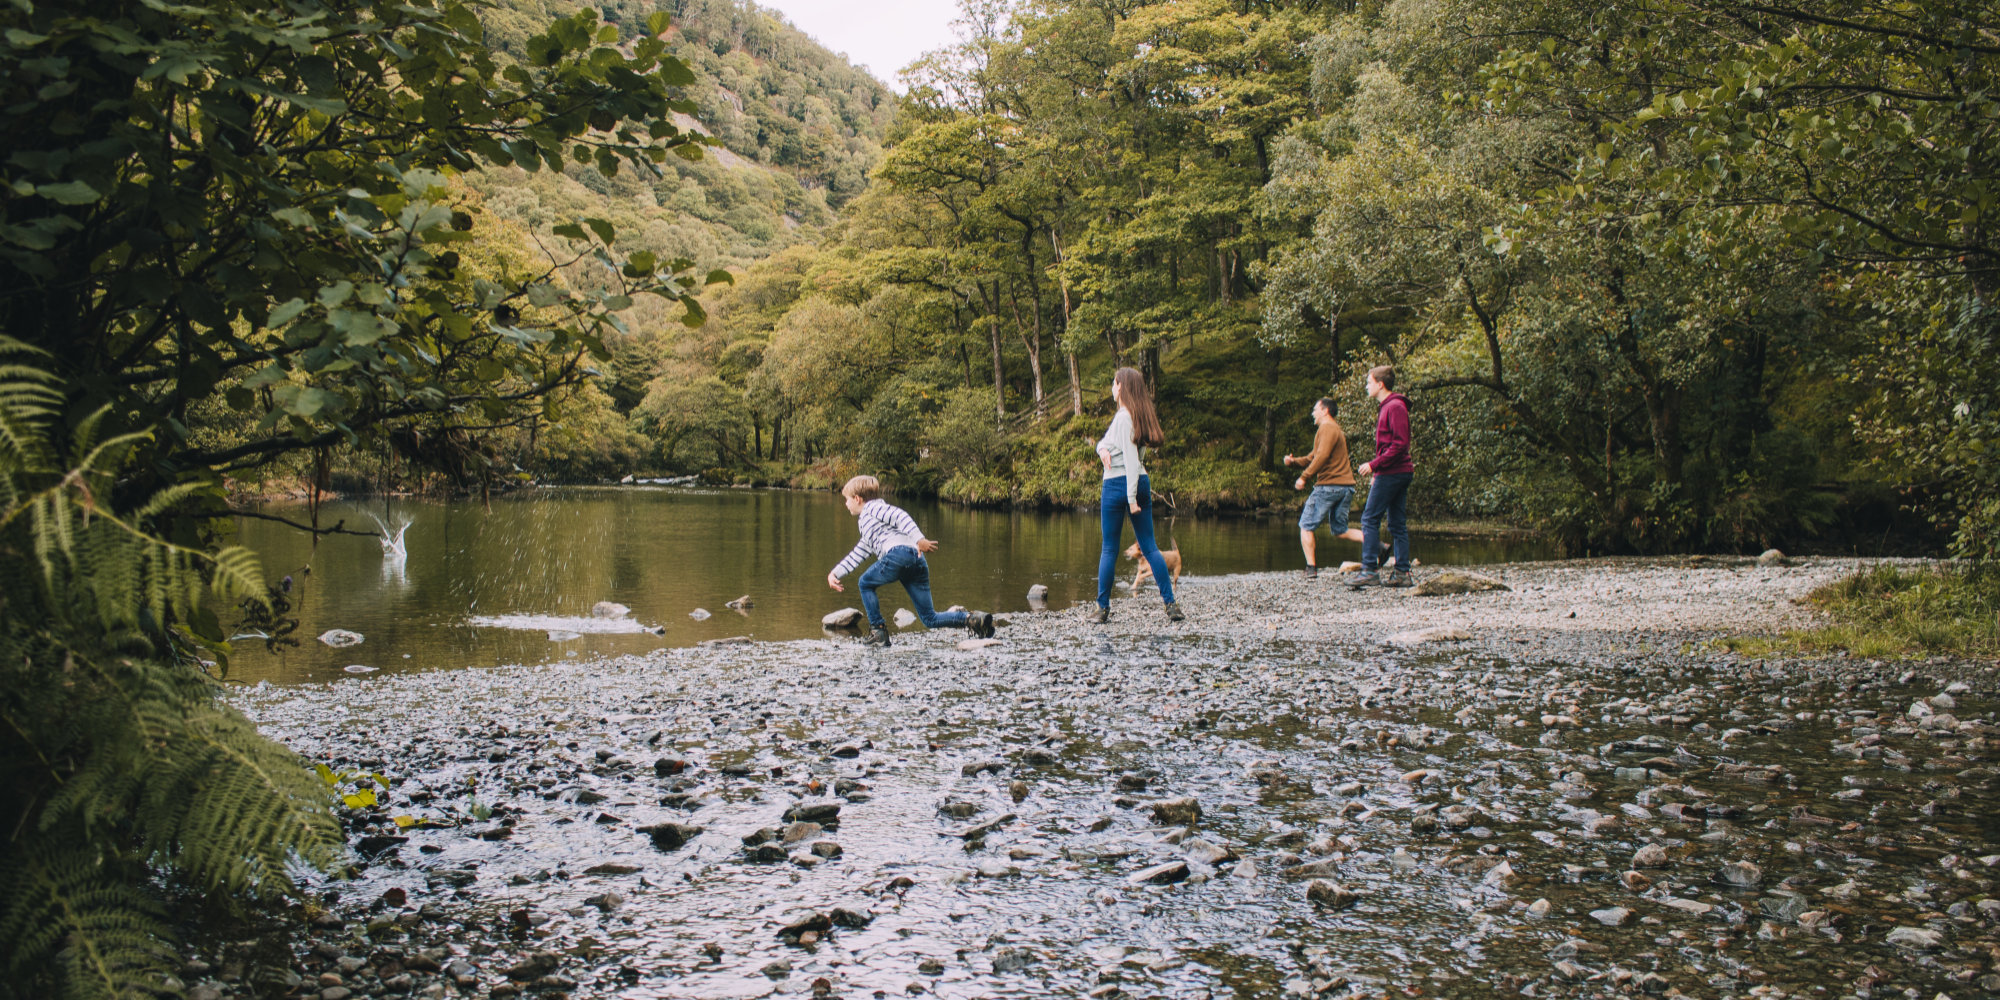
left=227, top=486, right=1550, bottom=684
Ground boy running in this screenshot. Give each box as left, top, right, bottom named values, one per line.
left=1283, top=397, right=1366, bottom=580
left=827, top=475, right=996, bottom=647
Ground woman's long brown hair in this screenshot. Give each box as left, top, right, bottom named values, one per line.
left=1114, top=367, right=1163, bottom=448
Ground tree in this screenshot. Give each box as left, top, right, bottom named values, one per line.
left=0, top=1, right=725, bottom=994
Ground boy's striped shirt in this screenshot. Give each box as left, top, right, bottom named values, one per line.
left=832, top=499, right=926, bottom=578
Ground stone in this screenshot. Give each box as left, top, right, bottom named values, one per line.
left=725, top=595, right=753, bottom=609
left=1883, top=926, right=1943, bottom=950
left=1409, top=571, right=1509, bottom=596
left=782, top=821, right=823, bottom=844
left=782, top=800, right=841, bottom=824
left=893, top=608, right=918, bottom=628
left=1525, top=898, right=1552, bottom=919
left=1128, top=861, right=1189, bottom=885
left=1183, top=838, right=1233, bottom=866
left=810, top=841, right=843, bottom=858
left=1383, top=627, right=1473, bottom=646
left=583, top=891, right=623, bottom=912
left=1282, top=858, right=1343, bottom=879
left=1306, top=880, right=1359, bottom=908
left=958, top=638, right=1003, bottom=650
left=653, top=757, right=688, bottom=777
left=590, top=601, right=629, bottom=618
left=1620, top=870, right=1652, bottom=892
left=1632, top=843, right=1670, bottom=868
left=317, top=629, right=364, bottom=648
left=1026, top=584, right=1049, bottom=601
left=821, top=608, right=864, bottom=629
left=1718, top=860, right=1762, bottom=887
left=1149, top=797, right=1201, bottom=826
left=637, top=822, right=703, bottom=851
left=689, top=608, right=710, bottom=620
left=990, top=948, right=1034, bottom=973
left=583, top=862, right=640, bottom=875
left=1756, top=548, right=1787, bottom=566
left=1590, top=906, right=1632, bottom=927
left=502, top=952, right=561, bottom=981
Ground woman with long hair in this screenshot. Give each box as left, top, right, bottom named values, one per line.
left=1093, top=367, right=1183, bottom=623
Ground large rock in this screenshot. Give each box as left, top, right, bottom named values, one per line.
left=893, top=608, right=918, bottom=628
left=1756, top=548, right=1789, bottom=567
left=636, top=822, right=703, bottom=851
left=1632, top=843, right=1671, bottom=868
left=1306, top=880, right=1359, bottom=908
left=1149, top=797, right=1201, bottom=826
left=822, top=608, right=864, bottom=629
left=590, top=601, right=629, bottom=618
left=1026, top=584, right=1049, bottom=601
left=1127, top=860, right=1189, bottom=885
left=1410, top=572, right=1510, bottom=596
left=1884, top=926, right=1943, bottom=950
left=1384, top=627, right=1472, bottom=647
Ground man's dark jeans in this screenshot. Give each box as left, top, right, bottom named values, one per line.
left=1359, top=471, right=1413, bottom=573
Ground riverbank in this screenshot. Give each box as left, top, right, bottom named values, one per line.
left=200, top=557, right=1997, bottom=1000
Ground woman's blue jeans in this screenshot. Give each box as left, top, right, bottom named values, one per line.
left=858, top=545, right=967, bottom=631
left=1098, top=474, right=1175, bottom=607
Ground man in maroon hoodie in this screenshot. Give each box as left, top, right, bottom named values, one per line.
left=1345, top=365, right=1414, bottom=587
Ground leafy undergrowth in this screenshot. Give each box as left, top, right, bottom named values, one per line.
left=1720, top=562, right=2000, bottom=661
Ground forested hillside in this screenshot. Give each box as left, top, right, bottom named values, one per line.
left=639, top=0, right=1996, bottom=560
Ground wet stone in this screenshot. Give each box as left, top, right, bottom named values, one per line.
left=1589, top=906, right=1632, bottom=927
left=1306, top=880, right=1359, bottom=909
left=1149, top=797, right=1200, bottom=826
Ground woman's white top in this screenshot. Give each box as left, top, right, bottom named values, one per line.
left=1097, top=408, right=1146, bottom=497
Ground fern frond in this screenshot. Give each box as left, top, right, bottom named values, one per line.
left=0, top=839, right=172, bottom=1000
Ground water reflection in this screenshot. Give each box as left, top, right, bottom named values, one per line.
left=228, top=487, right=1553, bottom=685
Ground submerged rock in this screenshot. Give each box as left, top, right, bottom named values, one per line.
left=317, top=629, right=364, bottom=648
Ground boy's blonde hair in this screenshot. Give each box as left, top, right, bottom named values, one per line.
left=841, top=475, right=882, bottom=502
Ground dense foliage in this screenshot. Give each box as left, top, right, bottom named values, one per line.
left=0, top=0, right=728, bottom=993
left=634, top=0, right=1993, bottom=559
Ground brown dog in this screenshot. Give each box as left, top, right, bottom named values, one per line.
left=1126, top=541, right=1183, bottom=593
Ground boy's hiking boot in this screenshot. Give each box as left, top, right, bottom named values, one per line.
left=1342, top=570, right=1380, bottom=588
left=968, top=611, right=996, bottom=638
left=1301, top=565, right=1318, bottom=580
left=1092, top=605, right=1111, bottom=624
left=1164, top=602, right=1185, bottom=622
left=862, top=627, right=892, bottom=647
left=1382, top=569, right=1414, bottom=588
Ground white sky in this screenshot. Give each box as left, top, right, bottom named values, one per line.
left=754, top=0, right=963, bottom=89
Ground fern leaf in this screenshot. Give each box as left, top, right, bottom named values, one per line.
left=0, top=840, right=172, bottom=1000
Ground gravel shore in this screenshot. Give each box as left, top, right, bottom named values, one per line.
left=207, top=557, right=1998, bottom=1000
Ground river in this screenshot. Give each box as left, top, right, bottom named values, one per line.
left=228, top=486, right=1550, bottom=684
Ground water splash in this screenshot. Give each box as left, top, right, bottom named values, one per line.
left=366, top=510, right=412, bottom=585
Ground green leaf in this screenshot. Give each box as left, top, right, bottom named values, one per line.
left=35, top=181, right=100, bottom=205
left=705, top=269, right=734, bottom=286
left=583, top=217, right=616, bottom=244
left=268, top=298, right=308, bottom=326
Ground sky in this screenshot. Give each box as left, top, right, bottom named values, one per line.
left=753, top=0, right=963, bottom=89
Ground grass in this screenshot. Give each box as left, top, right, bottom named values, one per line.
left=1717, top=562, right=2000, bottom=661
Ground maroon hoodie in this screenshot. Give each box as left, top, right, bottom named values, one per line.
left=1371, top=393, right=1413, bottom=474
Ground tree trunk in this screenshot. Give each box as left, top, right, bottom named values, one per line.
left=1048, top=225, right=1086, bottom=418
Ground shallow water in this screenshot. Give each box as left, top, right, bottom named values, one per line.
left=227, top=487, right=1550, bottom=684
left=232, top=599, right=1999, bottom=1000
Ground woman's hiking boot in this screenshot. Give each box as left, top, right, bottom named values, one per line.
left=968, top=611, right=996, bottom=638
left=862, top=627, right=892, bottom=647
left=1382, top=569, right=1414, bottom=588
left=1164, top=601, right=1185, bottom=622
left=1301, top=565, right=1319, bottom=580
left=1343, top=569, right=1380, bottom=588
left=1092, top=605, right=1111, bottom=624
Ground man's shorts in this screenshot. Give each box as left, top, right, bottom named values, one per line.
left=1299, top=484, right=1354, bottom=532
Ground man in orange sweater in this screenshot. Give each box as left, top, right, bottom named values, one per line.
left=1283, top=397, right=1366, bottom=580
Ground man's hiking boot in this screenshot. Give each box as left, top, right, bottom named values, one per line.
left=968, top=611, right=996, bottom=638
left=1382, top=569, right=1414, bottom=588
left=1164, top=601, right=1185, bottom=622
left=862, top=627, right=892, bottom=647
left=1301, top=565, right=1318, bottom=580
left=1092, top=605, right=1111, bottom=624
left=1343, top=570, right=1380, bottom=588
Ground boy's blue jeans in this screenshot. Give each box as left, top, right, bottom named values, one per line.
left=1359, top=472, right=1413, bottom=573
left=859, top=545, right=968, bottom=631
left=1098, top=474, right=1176, bottom=607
